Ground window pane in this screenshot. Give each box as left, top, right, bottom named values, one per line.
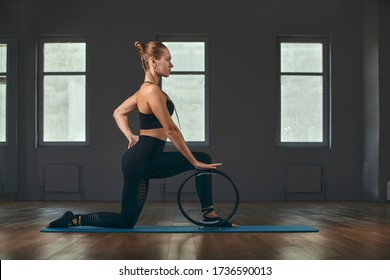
left=281, top=75, right=323, bottom=142
left=0, top=76, right=6, bottom=142
left=281, top=43, right=322, bottom=73
left=163, top=42, right=205, bottom=71
left=43, top=75, right=86, bottom=141
left=44, top=43, right=86, bottom=72
left=0, top=44, right=6, bottom=73
left=162, top=75, right=205, bottom=141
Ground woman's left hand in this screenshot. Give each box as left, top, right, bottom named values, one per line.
left=128, top=135, right=139, bottom=149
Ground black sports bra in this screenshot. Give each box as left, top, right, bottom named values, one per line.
left=139, top=96, right=175, bottom=130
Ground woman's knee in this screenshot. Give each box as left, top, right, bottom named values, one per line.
left=193, top=152, right=212, bottom=163
left=120, top=216, right=137, bottom=228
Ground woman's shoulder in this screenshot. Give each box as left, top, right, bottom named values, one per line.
left=139, top=83, right=164, bottom=100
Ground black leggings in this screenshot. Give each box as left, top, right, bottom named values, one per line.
left=79, top=135, right=213, bottom=228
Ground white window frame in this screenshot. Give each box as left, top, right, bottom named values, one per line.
left=0, top=38, right=14, bottom=146
left=157, top=35, right=210, bottom=146
left=37, top=36, right=89, bottom=147
left=277, top=36, right=330, bottom=148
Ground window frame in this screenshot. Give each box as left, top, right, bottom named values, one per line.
left=0, top=37, right=16, bottom=147
left=277, top=36, right=331, bottom=148
left=157, top=35, right=210, bottom=146
left=37, top=36, right=89, bottom=147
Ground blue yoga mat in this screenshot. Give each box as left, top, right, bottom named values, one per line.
left=41, top=225, right=318, bottom=233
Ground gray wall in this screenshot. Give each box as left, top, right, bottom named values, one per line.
left=0, top=0, right=18, bottom=201
left=362, top=0, right=380, bottom=200
left=378, top=0, right=390, bottom=201
left=0, top=0, right=388, bottom=202
left=361, top=0, right=390, bottom=202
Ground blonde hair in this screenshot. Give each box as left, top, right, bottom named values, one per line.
left=134, top=41, right=168, bottom=73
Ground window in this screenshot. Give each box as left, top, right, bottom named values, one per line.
left=0, top=43, right=7, bottom=144
left=38, top=37, right=88, bottom=146
left=277, top=36, right=330, bottom=147
left=157, top=35, right=209, bottom=145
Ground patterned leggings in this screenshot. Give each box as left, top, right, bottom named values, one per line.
left=79, top=135, right=213, bottom=228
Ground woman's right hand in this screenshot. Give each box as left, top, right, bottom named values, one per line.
left=193, top=161, right=223, bottom=170
left=127, top=135, right=139, bottom=149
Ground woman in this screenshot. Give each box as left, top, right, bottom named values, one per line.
left=48, top=41, right=236, bottom=228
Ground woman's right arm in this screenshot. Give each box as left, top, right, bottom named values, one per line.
left=113, top=92, right=139, bottom=148
left=146, top=86, right=222, bottom=170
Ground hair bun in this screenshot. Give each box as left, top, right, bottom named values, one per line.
left=134, top=41, right=145, bottom=54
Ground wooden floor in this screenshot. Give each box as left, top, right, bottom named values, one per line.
left=1, top=201, right=390, bottom=260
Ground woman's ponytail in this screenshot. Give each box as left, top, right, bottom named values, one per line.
left=134, top=41, right=149, bottom=73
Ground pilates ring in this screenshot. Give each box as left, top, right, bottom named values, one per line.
left=177, top=169, right=240, bottom=227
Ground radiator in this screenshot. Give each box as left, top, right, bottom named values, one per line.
left=287, top=165, right=322, bottom=193
left=43, top=165, right=80, bottom=192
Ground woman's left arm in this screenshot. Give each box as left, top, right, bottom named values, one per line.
left=146, top=86, right=222, bottom=170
